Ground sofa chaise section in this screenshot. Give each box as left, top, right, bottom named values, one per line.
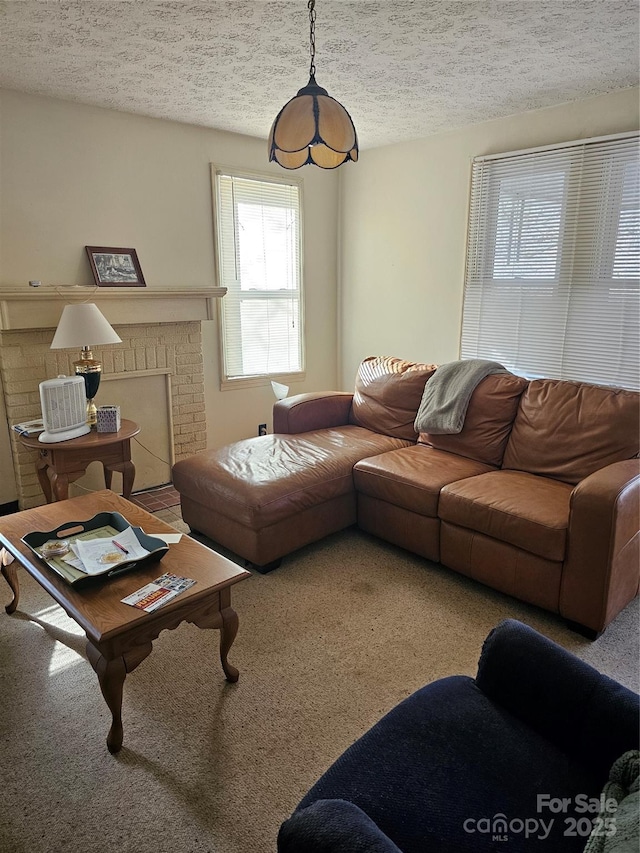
left=172, top=426, right=411, bottom=570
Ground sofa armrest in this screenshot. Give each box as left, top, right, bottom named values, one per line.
left=476, top=620, right=639, bottom=780
left=273, top=392, right=354, bottom=434
left=560, top=459, right=640, bottom=634
left=278, top=800, right=402, bottom=853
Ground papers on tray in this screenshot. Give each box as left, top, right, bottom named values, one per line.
left=151, top=532, right=182, bottom=544
left=121, top=573, right=196, bottom=612
left=71, top=526, right=151, bottom=576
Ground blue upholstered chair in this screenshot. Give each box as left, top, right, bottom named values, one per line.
left=278, top=620, right=639, bottom=853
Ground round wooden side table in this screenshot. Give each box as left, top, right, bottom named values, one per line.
left=18, top=419, right=140, bottom=503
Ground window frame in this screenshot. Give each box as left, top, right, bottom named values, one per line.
left=211, top=164, right=306, bottom=390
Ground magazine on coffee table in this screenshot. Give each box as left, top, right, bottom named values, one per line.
left=121, top=572, right=196, bottom=612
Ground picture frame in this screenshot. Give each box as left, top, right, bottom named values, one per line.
left=85, top=246, right=146, bottom=287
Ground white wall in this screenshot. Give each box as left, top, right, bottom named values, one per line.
left=338, top=87, right=640, bottom=388
left=0, top=90, right=340, bottom=499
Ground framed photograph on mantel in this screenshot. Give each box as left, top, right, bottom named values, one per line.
left=85, top=246, right=146, bottom=287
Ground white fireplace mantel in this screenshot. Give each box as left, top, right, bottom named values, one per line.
left=0, top=287, right=227, bottom=331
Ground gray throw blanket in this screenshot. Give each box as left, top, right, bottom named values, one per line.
left=583, top=750, right=639, bottom=853
left=414, top=358, right=508, bottom=435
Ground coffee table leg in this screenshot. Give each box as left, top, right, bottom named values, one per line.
left=1, top=560, right=20, bottom=614
left=86, top=643, right=127, bottom=753
left=86, top=640, right=153, bottom=753
left=190, top=591, right=240, bottom=682
left=219, top=605, right=239, bottom=682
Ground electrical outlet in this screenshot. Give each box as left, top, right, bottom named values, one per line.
left=258, top=423, right=267, bottom=436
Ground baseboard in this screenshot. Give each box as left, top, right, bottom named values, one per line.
left=0, top=500, right=19, bottom=517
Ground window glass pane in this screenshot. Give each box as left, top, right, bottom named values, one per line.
left=213, top=168, right=304, bottom=382
left=237, top=201, right=298, bottom=292
left=493, top=171, right=565, bottom=280
left=613, top=160, right=640, bottom=279
left=239, top=297, right=301, bottom=375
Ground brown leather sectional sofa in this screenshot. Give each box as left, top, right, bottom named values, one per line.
left=172, top=356, right=640, bottom=637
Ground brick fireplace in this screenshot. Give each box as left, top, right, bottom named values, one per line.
left=0, top=288, right=224, bottom=509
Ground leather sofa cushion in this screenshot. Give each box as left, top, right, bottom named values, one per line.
left=354, top=446, right=495, bottom=518
left=503, top=379, right=640, bottom=485
left=439, top=470, right=573, bottom=561
left=349, top=356, right=437, bottom=441
left=172, top=426, right=410, bottom=529
left=419, top=373, right=528, bottom=467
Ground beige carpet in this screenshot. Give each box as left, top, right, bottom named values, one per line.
left=1, top=509, right=638, bottom=853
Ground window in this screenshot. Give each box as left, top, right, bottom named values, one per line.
left=212, top=167, right=304, bottom=386
left=461, top=133, right=639, bottom=390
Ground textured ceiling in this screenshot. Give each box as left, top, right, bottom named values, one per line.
left=0, top=1, right=638, bottom=150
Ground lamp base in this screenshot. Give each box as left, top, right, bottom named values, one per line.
left=87, top=399, right=98, bottom=427
left=74, top=348, right=102, bottom=427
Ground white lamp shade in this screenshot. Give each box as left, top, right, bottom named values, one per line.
left=50, top=303, right=122, bottom=349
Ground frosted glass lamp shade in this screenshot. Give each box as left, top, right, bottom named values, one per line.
left=50, top=303, right=122, bottom=349
left=268, top=76, right=358, bottom=170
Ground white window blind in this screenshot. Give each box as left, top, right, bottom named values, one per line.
left=213, top=167, right=304, bottom=384
left=461, top=133, right=640, bottom=390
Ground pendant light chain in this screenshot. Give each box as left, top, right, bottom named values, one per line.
left=308, top=0, right=316, bottom=78
left=268, top=0, right=358, bottom=169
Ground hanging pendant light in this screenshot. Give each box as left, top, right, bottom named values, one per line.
left=268, top=0, right=358, bottom=170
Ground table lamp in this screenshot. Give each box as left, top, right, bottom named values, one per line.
left=50, top=303, right=122, bottom=426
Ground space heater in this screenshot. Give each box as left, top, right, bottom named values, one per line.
left=38, top=376, right=91, bottom=443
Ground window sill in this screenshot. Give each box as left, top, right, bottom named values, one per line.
left=219, top=372, right=306, bottom=392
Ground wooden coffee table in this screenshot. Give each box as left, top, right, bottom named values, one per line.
left=0, top=490, right=250, bottom=753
